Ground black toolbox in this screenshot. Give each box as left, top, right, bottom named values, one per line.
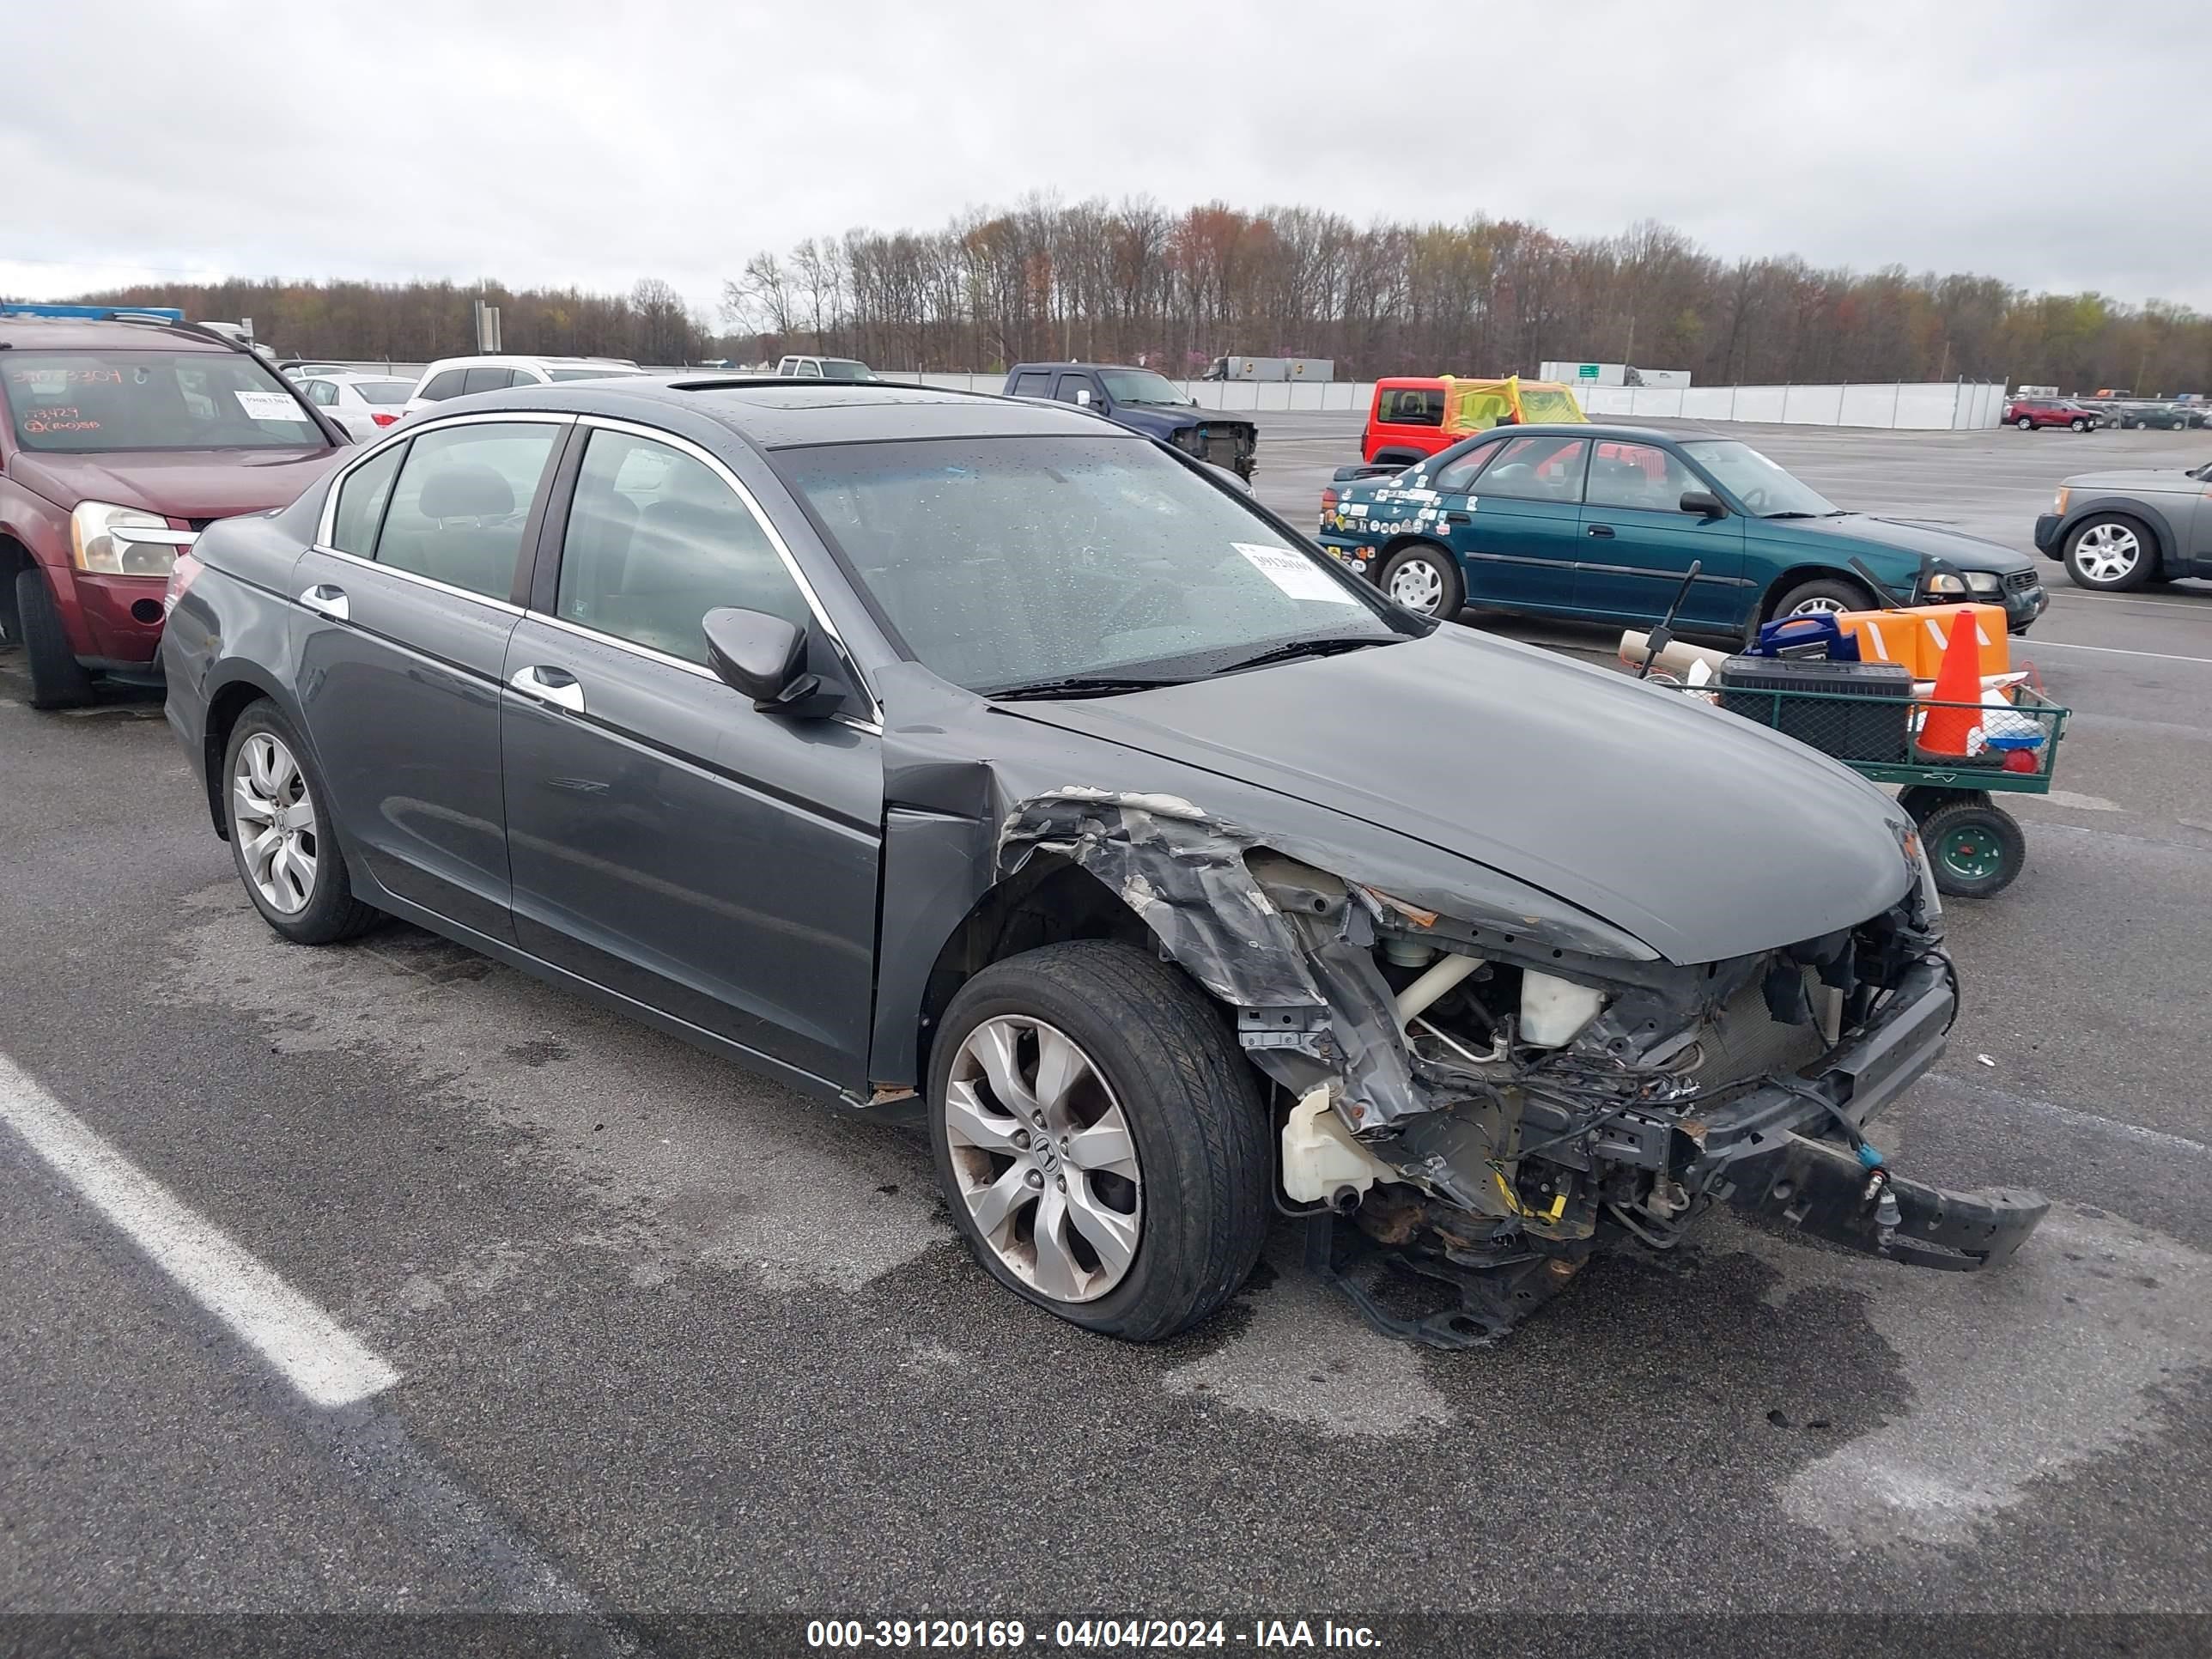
left=1717, top=655, right=1914, bottom=763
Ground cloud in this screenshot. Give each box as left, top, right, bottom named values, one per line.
left=6, top=0, right=2205, bottom=313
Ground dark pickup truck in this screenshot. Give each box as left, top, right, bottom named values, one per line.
left=1003, top=362, right=1256, bottom=480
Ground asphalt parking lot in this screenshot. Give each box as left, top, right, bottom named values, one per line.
left=3, top=416, right=2209, bottom=1646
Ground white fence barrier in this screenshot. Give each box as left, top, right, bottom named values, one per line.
left=900, top=371, right=2005, bottom=429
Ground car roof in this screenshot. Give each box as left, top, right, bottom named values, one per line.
left=1486, top=422, right=1717, bottom=442
left=0, top=314, right=237, bottom=353
left=1006, top=362, right=1152, bottom=374
left=420, top=354, right=642, bottom=372
left=430, top=376, right=1130, bottom=447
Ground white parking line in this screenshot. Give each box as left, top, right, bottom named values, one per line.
left=2024, top=638, right=2212, bottom=666
left=0, top=1050, right=398, bottom=1408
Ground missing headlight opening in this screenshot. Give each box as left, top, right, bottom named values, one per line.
left=998, top=788, right=2049, bottom=1349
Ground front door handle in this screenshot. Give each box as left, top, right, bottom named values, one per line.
left=508, top=664, right=585, bottom=714
left=298, top=583, right=349, bottom=621
left=1445, top=511, right=1471, bottom=525
left=1586, top=524, right=1616, bottom=538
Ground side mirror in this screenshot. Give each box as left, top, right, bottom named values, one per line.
left=1073, top=388, right=1092, bottom=406
left=1679, top=489, right=1726, bottom=517
left=703, top=607, right=817, bottom=708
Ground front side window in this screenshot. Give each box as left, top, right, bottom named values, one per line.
left=1054, top=376, right=1092, bottom=405
left=373, top=422, right=559, bottom=599
left=303, top=379, right=339, bottom=407
left=2, top=350, right=322, bottom=453
left=330, top=442, right=405, bottom=556
left=556, top=429, right=808, bottom=664
left=781, top=434, right=1401, bottom=694
left=1583, top=442, right=1701, bottom=513
left=815, top=360, right=878, bottom=381
left=1475, top=435, right=1589, bottom=503
left=418, top=369, right=469, bottom=401
left=797, top=362, right=823, bottom=378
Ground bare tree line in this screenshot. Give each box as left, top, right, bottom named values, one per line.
left=53, top=199, right=2211, bottom=393
left=725, top=198, right=2210, bottom=393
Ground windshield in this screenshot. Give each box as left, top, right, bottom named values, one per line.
left=816, top=360, right=878, bottom=381
left=3, top=350, right=324, bottom=453
left=1097, top=368, right=1190, bottom=405
left=1678, top=439, right=1840, bottom=517
left=350, top=379, right=412, bottom=404
left=781, top=434, right=1401, bottom=693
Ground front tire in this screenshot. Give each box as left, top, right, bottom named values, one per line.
left=928, top=940, right=1269, bottom=1342
left=2063, top=514, right=2154, bottom=591
left=1769, top=574, right=1875, bottom=621
left=2015, top=416, right=2033, bottom=430
left=1377, top=541, right=1465, bottom=618
left=14, top=567, right=94, bottom=711
left=223, top=702, right=382, bottom=945
left=2069, top=417, right=2088, bottom=432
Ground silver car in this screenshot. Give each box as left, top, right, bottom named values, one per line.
left=2035, top=459, right=2212, bottom=590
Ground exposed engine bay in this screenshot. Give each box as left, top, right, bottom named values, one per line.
left=999, top=787, right=2050, bottom=1346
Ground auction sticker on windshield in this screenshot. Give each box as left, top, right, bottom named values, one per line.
left=234, top=391, right=301, bottom=422
left=1234, top=542, right=1358, bottom=605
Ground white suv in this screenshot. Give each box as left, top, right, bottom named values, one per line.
left=403, top=355, right=643, bottom=416
left=775, top=355, right=878, bottom=381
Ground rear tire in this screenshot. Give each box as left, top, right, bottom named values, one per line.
left=1377, top=541, right=1465, bottom=618
left=1769, top=574, right=1875, bottom=621
left=223, top=702, right=382, bottom=945
left=2015, top=416, right=2033, bottom=430
left=14, top=567, right=94, bottom=711
left=927, top=940, right=1270, bottom=1343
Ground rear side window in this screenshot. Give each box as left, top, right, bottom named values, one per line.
left=1010, top=371, right=1051, bottom=398
left=1376, top=387, right=1443, bottom=426
left=419, top=369, right=468, bottom=401
left=1475, top=435, right=1589, bottom=503
left=329, top=442, right=405, bottom=556
left=1433, top=441, right=1501, bottom=494
left=461, top=366, right=519, bottom=394
left=554, top=429, right=809, bottom=664
left=373, top=422, right=560, bottom=599
left=353, top=380, right=410, bottom=404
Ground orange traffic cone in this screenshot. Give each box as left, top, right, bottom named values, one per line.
left=1917, top=610, right=1984, bottom=757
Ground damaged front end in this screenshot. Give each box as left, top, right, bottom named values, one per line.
left=999, top=788, right=2050, bottom=1348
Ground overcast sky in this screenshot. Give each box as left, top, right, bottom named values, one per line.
left=7, top=0, right=2206, bottom=317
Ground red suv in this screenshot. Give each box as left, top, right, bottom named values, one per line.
left=2003, top=398, right=2098, bottom=432
left=0, top=307, right=347, bottom=708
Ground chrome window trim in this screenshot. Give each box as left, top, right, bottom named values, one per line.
left=522, top=611, right=881, bottom=736
left=561, top=414, right=882, bottom=722
left=308, top=544, right=526, bottom=615
left=313, top=410, right=577, bottom=549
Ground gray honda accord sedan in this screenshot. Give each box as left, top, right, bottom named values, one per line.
left=162, top=379, right=2045, bottom=1344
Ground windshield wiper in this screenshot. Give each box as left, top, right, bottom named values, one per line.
left=1211, top=635, right=1391, bottom=675
left=1762, top=510, right=1822, bottom=520
left=986, top=674, right=1191, bottom=702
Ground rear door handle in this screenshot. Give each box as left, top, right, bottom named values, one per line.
left=508, top=664, right=585, bottom=714
left=1586, top=524, right=1616, bottom=538
left=298, top=583, right=349, bottom=621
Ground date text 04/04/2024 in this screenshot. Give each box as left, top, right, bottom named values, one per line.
left=804, top=1620, right=1382, bottom=1650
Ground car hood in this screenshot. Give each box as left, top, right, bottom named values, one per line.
left=9, top=447, right=340, bottom=520
left=1756, top=513, right=2035, bottom=575
left=1111, top=404, right=1250, bottom=434
left=999, top=625, right=1917, bottom=965
left=2060, top=467, right=2203, bottom=495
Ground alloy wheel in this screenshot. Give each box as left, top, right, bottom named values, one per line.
left=942, top=1015, right=1143, bottom=1304
left=1388, top=557, right=1445, bottom=614
left=2073, top=523, right=2142, bottom=584
left=232, top=732, right=319, bottom=914
left=1789, top=594, right=1848, bottom=617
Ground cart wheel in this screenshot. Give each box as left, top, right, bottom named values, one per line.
left=1917, top=798, right=2027, bottom=898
